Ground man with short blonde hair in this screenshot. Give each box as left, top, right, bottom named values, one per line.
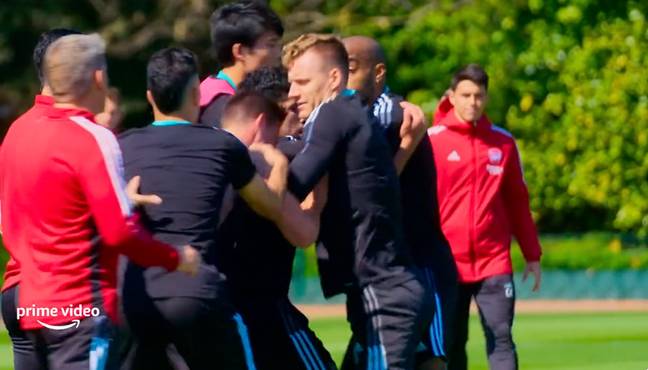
left=283, top=33, right=434, bottom=370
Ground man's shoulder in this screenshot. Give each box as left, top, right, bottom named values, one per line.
left=64, top=115, right=119, bottom=148
left=119, top=124, right=237, bottom=150
left=427, top=124, right=449, bottom=137
left=315, top=94, right=367, bottom=125
left=488, top=124, right=517, bottom=145
left=376, top=91, right=405, bottom=105
left=277, top=136, right=304, bottom=160
left=372, top=91, right=404, bottom=129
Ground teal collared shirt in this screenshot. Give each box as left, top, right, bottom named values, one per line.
left=216, top=70, right=237, bottom=91
left=151, top=120, right=192, bottom=127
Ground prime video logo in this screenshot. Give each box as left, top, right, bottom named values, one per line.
left=17, top=304, right=100, bottom=330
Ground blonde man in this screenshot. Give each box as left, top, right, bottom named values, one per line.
left=283, top=34, right=433, bottom=370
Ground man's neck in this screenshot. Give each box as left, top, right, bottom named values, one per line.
left=370, top=83, right=386, bottom=104
left=220, top=66, right=245, bottom=88
left=40, top=85, right=53, bottom=97
left=53, top=98, right=98, bottom=115
left=153, top=112, right=193, bottom=123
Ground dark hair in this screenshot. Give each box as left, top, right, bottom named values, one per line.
left=238, top=66, right=289, bottom=103
left=223, top=90, right=286, bottom=127
left=33, top=28, right=82, bottom=84
left=451, top=64, right=489, bottom=91
left=146, top=47, right=199, bottom=114
left=210, top=1, right=284, bottom=67
left=313, top=40, right=349, bottom=81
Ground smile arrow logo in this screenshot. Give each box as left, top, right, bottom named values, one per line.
left=37, top=319, right=81, bottom=330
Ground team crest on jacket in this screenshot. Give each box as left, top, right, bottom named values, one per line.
left=488, top=148, right=503, bottom=164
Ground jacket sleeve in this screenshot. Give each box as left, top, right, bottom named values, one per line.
left=288, top=105, right=342, bottom=200
left=503, top=141, right=542, bottom=262
left=77, top=124, right=179, bottom=271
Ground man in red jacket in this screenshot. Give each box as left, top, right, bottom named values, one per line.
left=428, top=64, right=542, bottom=370
left=0, top=33, right=200, bottom=370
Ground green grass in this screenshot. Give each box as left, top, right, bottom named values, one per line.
left=2, top=312, right=648, bottom=369
left=309, top=311, right=648, bottom=370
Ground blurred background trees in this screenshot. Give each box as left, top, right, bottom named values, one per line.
left=1, top=0, right=647, bottom=237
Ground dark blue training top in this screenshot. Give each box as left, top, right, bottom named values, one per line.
left=218, top=137, right=304, bottom=301
left=119, top=122, right=256, bottom=299
left=288, top=93, right=417, bottom=296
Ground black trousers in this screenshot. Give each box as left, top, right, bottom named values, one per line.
left=448, top=274, right=518, bottom=370
left=121, top=293, right=253, bottom=370
left=235, top=296, right=336, bottom=370
left=1, top=285, right=44, bottom=370
left=2, top=285, right=118, bottom=370
left=341, top=277, right=434, bottom=370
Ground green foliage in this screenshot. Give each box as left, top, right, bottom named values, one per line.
left=309, top=313, right=648, bottom=369
left=327, top=0, right=648, bottom=236
left=511, top=232, right=648, bottom=271
left=0, top=0, right=647, bottom=235
left=295, top=234, right=648, bottom=277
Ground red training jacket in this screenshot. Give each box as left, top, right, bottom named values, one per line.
left=0, top=104, right=180, bottom=330
left=1, top=95, right=55, bottom=293
left=428, top=97, right=542, bottom=283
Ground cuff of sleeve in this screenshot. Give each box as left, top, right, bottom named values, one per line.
left=164, top=248, right=180, bottom=271
left=523, top=249, right=542, bottom=262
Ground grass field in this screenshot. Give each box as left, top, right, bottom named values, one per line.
left=1, top=311, right=647, bottom=370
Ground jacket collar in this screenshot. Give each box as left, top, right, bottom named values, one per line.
left=439, top=107, right=492, bottom=134
left=34, top=94, right=55, bottom=107
left=44, top=104, right=96, bottom=122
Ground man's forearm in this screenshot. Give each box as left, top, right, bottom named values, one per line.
left=276, top=193, right=319, bottom=247
left=264, top=155, right=288, bottom=204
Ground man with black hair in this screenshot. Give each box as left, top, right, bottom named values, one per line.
left=430, top=64, right=542, bottom=370
left=119, top=47, right=289, bottom=370
left=199, top=0, right=284, bottom=127
left=343, top=35, right=459, bottom=370
left=283, top=34, right=434, bottom=370
left=238, top=66, right=303, bottom=138
left=219, top=70, right=336, bottom=370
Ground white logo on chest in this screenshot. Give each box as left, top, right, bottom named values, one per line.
left=487, top=164, right=503, bottom=175
left=447, top=150, right=461, bottom=162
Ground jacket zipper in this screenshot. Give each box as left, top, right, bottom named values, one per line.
left=469, top=128, right=477, bottom=278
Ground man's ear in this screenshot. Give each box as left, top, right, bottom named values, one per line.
left=145, top=90, right=155, bottom=107
left=94, top=69, right=108, bottom=92
left=232, top=43, right=245, bottom=63
left=329, top=68, right=343, bottom=94
left=375, top=63, right=387, bottom=86
left=253, top=112, right=266, bottom=131
left=191, top=80, right=200, bottom=108
left=448, top=89, right=456, bottom=106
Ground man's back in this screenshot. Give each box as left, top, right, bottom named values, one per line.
left=1, top=95, right=55, bottom=293
left=218, top=138, right=304, bottom=300
left=0, top=105, right=162, bottom=329
left=119, top=123, right=256, bottom=298
left=372, top=91, right=451, bottom=267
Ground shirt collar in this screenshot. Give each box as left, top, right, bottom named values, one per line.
left=216, top=70, right=237, bottom=91
left=151, top=120, right=192, bottom=127
left=34, top=94, right=55, bottom=107
left=44, top=104, right=95, bottom=122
